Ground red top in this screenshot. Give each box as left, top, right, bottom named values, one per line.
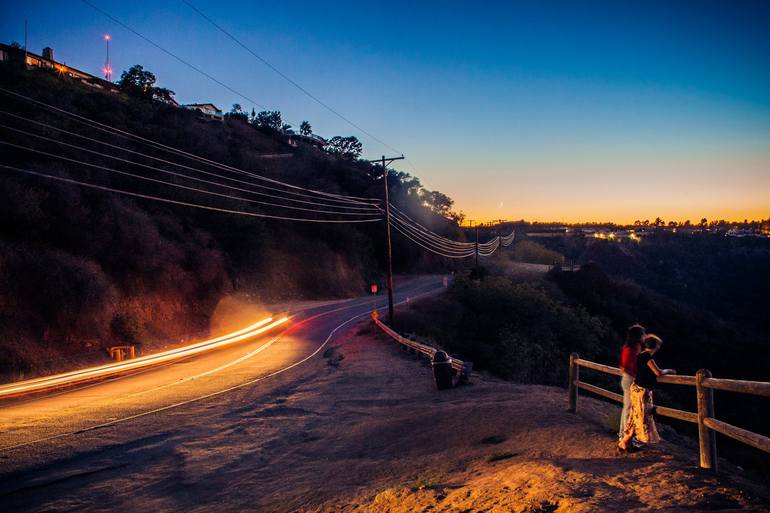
left=620, top=345, right=640, bottom=377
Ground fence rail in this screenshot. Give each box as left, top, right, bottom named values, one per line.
left=373, top=318, right=471, bottom=380
left=568, top=353, right=770, bottom=472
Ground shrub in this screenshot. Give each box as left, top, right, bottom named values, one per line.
left=511, top=240, right=564, bottom=265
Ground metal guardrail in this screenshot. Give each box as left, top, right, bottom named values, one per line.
left=373, top=318, right=471, bottom=381
left=568, top=353, right=770, bottom=472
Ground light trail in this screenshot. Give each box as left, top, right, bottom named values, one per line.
left=0, top=316, right=289, bottom=399
left=0, top=281, right=444, bottom=452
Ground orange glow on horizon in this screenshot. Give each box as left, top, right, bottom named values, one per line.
left=462, top=206, right=770, bottom=226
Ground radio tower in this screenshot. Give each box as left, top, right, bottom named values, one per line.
left=103, top=34, right=112, bottom=81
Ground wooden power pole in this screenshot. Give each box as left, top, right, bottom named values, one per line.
left=367, top=154, right=404, bottom=324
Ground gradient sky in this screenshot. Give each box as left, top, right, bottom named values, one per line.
left=3, top=1, right=769, bottom=223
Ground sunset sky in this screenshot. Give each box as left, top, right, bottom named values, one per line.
left=3, top=1, right=769, bottom=223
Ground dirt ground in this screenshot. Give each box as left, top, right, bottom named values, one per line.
left=290, top=325, right=770, bottom=512
left=5, top=320, right=769, bottom=513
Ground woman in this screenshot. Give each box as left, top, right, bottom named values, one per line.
left=618, top=334, right=676, bottom=452
left=618, top=324, right=645, bottom=441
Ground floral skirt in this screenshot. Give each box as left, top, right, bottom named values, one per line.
left=621, top=383, right=661, bottom=444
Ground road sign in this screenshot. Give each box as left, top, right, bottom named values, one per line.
left=371, top=283, right=378, bottom=294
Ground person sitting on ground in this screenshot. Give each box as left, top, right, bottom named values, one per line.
left=619, top=324, right=645, bottom=442
left=618, top=334, right=676, bottom=452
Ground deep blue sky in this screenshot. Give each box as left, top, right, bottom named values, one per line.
left=3, top=1, right=769, bottom=221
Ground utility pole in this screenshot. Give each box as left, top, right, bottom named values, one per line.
left=475, top=223, right=480, bottom=272
left=366, top=154, right=404, bottom=324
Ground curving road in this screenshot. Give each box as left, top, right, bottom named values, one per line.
left=0, top=275, right=446, bottom=507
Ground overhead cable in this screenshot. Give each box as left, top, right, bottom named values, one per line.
left=0, top=87, right=379, bottom=206
left=0, top=164, right=383, bottom=223
left=0, top=116, right=380, bottom=213
left=182, top=0, right=404, bottom=156
left=0, top=138, right=380, bottom=217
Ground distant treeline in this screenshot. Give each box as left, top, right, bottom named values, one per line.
left=535, top=232, right=770, bottom=333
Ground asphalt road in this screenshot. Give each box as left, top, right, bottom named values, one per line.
left=0, top=275, right=446, bottom=510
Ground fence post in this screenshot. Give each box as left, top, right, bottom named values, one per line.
left=568, top=352, right=579, bottom=413
left=696, top=368, right=718, bottom=472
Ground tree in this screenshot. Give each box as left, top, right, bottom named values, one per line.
left=300, top=120, right=312, bottom=136
left=253, top=110, right=283, bottom=131
left=325, top=136, right=362, bottom=159
left=152, top=87, right=176, bottom=104
left=281, top=123, right=292, bottom=134
left=419, top=189, right=454, bottom=218
left=653, top=217, right=664, bottom=227
left=700, top=218, right=708, bottom=228
left=117, top=65, right=176, bottom=104
left=668, top=220, right=678, bottom=227
left=683, top=219, right=691, bottom=227
left=225, top=104, right=248, bottom=122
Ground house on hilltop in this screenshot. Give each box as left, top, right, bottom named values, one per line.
left=0, top=42, right=119, bottom=93
left=183, top=103, right=224, bottom=121
left=286, top=133, right=327, bottom=148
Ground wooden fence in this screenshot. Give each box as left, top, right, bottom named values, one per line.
left=568, top=353, right=770, bottom=472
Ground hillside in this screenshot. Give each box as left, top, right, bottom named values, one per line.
left=533, top=232, right=770, bottom=333
left=4, top=322, right=768, bottom=512
left=0, top=66, right=469, bottom=381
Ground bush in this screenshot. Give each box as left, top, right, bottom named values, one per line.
left=511, top=240, right=564, bottom=265
left=395, top=275, right=615, bottom=386
left=110, top=312, right=143, bottom=346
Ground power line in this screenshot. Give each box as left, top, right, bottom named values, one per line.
left=0, top=164, right=383, bottom=223
left=80, top=0, right=272, bottom=114
left=390, top=223, right=476, bottom=259
left=389, top=215, right=477, bottom=256
left=388, top=205, right=514, bottom=259
left=0, top=112, right=380, bottom=212
left=0, top=134, right=379, bottom=217
left=182, top=0, right=404, bottom=156
left=0, top=87, right=380, bottom=205
left=390, top=215, right=476, bottom=254
left=390, top=205, right=476, bottom=247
